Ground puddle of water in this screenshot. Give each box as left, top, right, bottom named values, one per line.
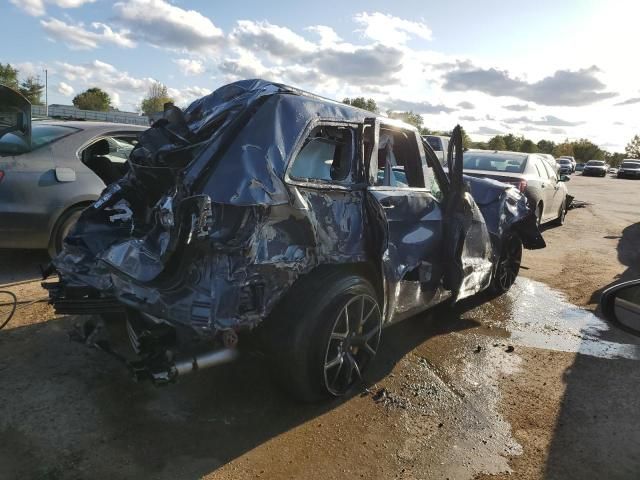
left=475, top=278, right=640, bottom=360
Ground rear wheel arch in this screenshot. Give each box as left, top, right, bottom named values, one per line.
left=47, top=201, right=93, bottom=257
left=261, top=263, right=383, bottom=401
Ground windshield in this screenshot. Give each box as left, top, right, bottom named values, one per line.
left=586, top=160, right=605, bottom=166
left=463, top=152, right=527, bottom=173
left=558, top=159, right=571, bottom=164
left=0, top=124, right=79, bottom=155
left=621, top=161, right=640, bottom=168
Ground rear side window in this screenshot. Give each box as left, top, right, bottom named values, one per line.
left=425, top=136, right=442, bottom=151
left=0, top=124, right=78, bottom=155
left=289, top=125, right=355, bottom=183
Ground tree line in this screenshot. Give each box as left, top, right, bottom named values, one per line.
left=1, top=62, right=173, bottom=116
left=0, top=63, right=45, bottom=105
left=342, top=97, right=639, bottom=165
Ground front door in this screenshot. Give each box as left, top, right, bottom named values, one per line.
left=365, top=119, right=449, bottom=323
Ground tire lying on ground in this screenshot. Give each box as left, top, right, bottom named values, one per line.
left=264, top=269, right=382, bottom=402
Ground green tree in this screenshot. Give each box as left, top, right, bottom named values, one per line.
left=536, top=139, right=556, bottom=154
left=502, top=133, right=524, bottom=152
left=487, top=135, right=506, bottom=151
left=141, top=81, right=174, bottom=116
left=520, top=139, right=538, bottom=153
left=572, top=138, right=604, bottom=162
left=73, top=87, right=111, bottom=111
left=604, top=151, right=626, bottom=167
left=387, top=110, right=423, bottom=130
left=458, top=126, right=472, bottom=150
left=19, top=76, right=44, bottom=105
left=342, top=97, right=379, bottom=113
left=0, top=63, right=19, bottom=90
left=625, top=135, right=640, bottom=158
left=553, top=141, right=574, bottom=158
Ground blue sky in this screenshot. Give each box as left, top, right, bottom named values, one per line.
left=1, top=0, right=638, bottom=150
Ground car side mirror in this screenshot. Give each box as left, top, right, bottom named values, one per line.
left=601, top=280, right=640, bottom=334
left=559, top=175, right=570, bottom=182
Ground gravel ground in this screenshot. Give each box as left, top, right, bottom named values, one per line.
left=0, top=173, right=638, bottom=480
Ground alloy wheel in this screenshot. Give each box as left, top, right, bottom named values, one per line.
left=497, top=235, right=522, bottom=291
left=323, top=294, right=382, bottom=396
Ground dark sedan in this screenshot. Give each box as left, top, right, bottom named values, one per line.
left=462, top=150, right=570, bottom=226
left=0, top=86, right=146, bottom=256
left=582, top=160, right=608, bottom=177
left=617, top=160, right=640, bottom=179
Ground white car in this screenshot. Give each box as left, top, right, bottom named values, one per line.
left=422, top=135, right=450, bottom=165
left=558, top=155, right=576, bottom=172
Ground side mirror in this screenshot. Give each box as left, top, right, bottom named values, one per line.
left=559, top=175, right=570, bottom=182
left=601, top=280, right=640, bottom=334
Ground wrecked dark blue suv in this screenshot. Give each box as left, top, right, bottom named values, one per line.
left=46, top=79, right=544, bottom=401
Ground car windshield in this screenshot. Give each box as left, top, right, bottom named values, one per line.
left=463, top=152, right=527, bottom=173
left=586, top=160, right=605, bottom=166
left=621, top=161, right=640, bottom=168
left=0, top=124, right=78, bottom=155
left=558, top=159, right=571, bottom=164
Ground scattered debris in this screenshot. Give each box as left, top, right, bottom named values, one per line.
left=474, top=345, right=483, bottom=353
left=505, top=345, right=515, bottom=353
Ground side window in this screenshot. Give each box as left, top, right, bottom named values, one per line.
left=105, top=136, right=137, bottom=163
left=289, top=125, right=355, bottom=183
left=533, top=157, right=547, bottom=179
left=375, top=128, right=425, bottom=188
left=542, top=160, right=557, bottom=181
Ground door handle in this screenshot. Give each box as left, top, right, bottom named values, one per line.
left=380, top=199, right=395, bottom=209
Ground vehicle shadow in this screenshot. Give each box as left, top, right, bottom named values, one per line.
left=0, top=248, right=49, bottom=286
left=544, top=221, right=640, bottom=479
left=588, top=221, right=640, bottom=306
left=0, top=298, right=480, bottom=479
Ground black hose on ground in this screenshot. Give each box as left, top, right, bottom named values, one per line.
left=0, top=290, right=18, bottom=331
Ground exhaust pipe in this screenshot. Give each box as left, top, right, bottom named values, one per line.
left=173, top=348, right=239, bottom=377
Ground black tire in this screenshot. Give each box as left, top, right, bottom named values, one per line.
left=48, top=205, right=85, bottom=258
left=264, top=270, right=382, bottom=402
left=490, top=233, right=522, bottom=294
left=535, top=203, right=543, bottom=227
left=552, top=199, right=567, bottom=226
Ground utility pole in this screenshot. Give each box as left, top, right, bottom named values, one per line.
left=44, top=68, right=48, bottom=116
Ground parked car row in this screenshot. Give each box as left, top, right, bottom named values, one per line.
left=461, top=150, right=570, bottom=226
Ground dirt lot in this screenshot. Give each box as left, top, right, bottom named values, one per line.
left=1, top=173, right=639, bottom=480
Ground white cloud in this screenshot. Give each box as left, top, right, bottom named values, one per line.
left=57, top=81, right=74, bottom=96
left=173, top=58, right=205, bottom=76
left=9, top=0, right=96, bottom=17
left=113, top=0, right=224, bottom=51
left=231, top=20, right=315, bottom=59
left=41, top=18, right=134, bottom=49
left=354, top=12, right=432, bottom=44
left=167, top=86, right=211, bottom=107
left=306, top=25, right=342, bottom=46
left=54, top=59, right=209, bottom=111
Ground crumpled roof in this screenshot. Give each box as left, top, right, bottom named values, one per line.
left=139, top=79, right=375, bottom=206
